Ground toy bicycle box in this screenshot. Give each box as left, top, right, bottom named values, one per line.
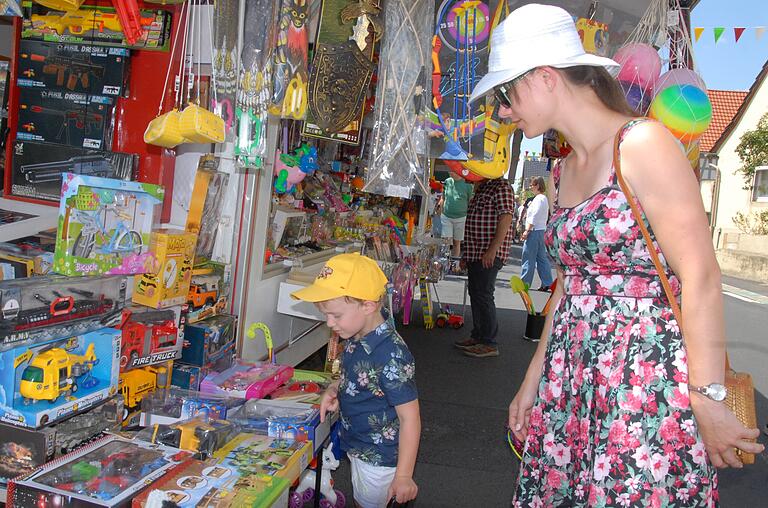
left=8, top=434, right=190, bottom=507
left=17, top=39, right=130, bottom=97
left=9, top=140, right=138, bottom=204
left=133, top=229, right=197, bottom=309
left=132, top=457, right=290, bottom=508
left=0, top=274, right=126, bottom=351
left=180, top=313, right=237, bottom=366
left=200, top=361, right=294, bottom=400
left=54, top=173, right=164, bottom=276
left=117, top=304, right=186, bottom=371
left=0, top=327, right=120, bottom=429
left=21, top=2, right=173, bottom=51
left=17, top=86, right=115, bottom=150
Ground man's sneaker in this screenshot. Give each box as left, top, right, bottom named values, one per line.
left=453, top=338, right=479, bottom=350
left=463, top=344, right=499, bottom=357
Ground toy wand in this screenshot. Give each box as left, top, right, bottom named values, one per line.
left=247, top=322, right=275, bottom=364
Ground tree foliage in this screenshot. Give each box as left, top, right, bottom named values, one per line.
left=735, top=112, right=768, bottom=188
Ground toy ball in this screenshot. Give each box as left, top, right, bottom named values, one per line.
left=619, top=80, right=651, bottom=114
left=614, top=43, right=662, bottom=92
left=649, top=84, right=712, bottom=144
left=653, top=68, right=707, bottom=98
left=351, top=176, right=365, bottom=190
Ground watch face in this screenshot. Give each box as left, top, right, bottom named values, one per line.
left=706, top=383, right=727, bottom=401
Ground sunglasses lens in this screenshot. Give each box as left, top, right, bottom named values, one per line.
left=495, top=87, right=512, bottom=108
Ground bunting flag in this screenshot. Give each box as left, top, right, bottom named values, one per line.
left=692, top=26, right=768, bottom=44
left=694, top=27, right=705, bottom=42
left=757, top=27, right=767, bottom=41
left=713, top=27, right=725, bottom=43
left=734, top=27, right=746, bottom=43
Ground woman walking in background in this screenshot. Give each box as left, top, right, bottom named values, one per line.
left=520, top=176, right=554, bottom=291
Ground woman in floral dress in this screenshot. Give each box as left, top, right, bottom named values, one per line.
left=467, top=4, right=764, bottom=507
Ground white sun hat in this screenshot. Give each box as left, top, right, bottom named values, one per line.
left=469, top=3, right=620, bottom=103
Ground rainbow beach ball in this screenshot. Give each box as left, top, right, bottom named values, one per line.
left=649, top=84, right=712, bottom=144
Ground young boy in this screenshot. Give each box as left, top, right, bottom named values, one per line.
left=292, top=253, right=421, bottom=508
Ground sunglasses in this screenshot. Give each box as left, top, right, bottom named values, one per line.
left=493, top=70, right=534, bottom=108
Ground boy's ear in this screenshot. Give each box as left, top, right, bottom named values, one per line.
left=361, top=300, right=380, bottom=315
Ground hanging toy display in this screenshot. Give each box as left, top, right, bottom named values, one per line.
left=273, top=143, right=318, bottom=194
left=649, top=83, right=712, bottom=144
left=211, top=0, right=240, bottom=138
left=653, top=67, right=707, bottom=97
left=270, top=0, right=312, bottom=120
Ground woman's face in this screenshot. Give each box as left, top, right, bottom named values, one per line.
left=496, top=69, right=555, bottom=138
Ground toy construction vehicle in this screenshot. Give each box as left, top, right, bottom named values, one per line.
left=146, top=417, right=236, bottom=459
left=435, top=306, right=464, bottom=329
left=119, top=365, right=168, bottom=411
left=18, top=342, right=98, bottom=405
left=186, top=275, right=219, bottom=310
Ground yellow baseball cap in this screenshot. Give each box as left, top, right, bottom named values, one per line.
left=291, top=253, right=388, bottom=303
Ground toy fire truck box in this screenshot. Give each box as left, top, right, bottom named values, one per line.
left=180, top=313, right=236, bottom=366
left=22, top=2, right=174, bottom=51
left=0, top=420, right=55, bottom=485
left=117, top=304, right=186, bottom=371
left=186, top=263, right=229, bottom=324
left=132, top=457, right=290, bottom=508
left=17, top=39, right=130, bottom=97
left=140, top=387, right=241, bottom=427
left=0, top=274, right=126, bottom=352
left=9, top=140, right=137, bottom=203
left=227, top=399, right=324, bottom=452
left=0, top=327, right=120, bottom=429
left=119, top=361, right=172, bottom=414
left=171, top=352, right=234, bottom=391
left=212, top=433, right=312, bottom=485
left=8, top=434, right=191, bottom=508
left=200, top=361, right=295, bottom=400
left=54, top=173, right=164, bottom=276
left=133, top=229, right=197, bottom=309
left=17, top=86, right=115, bottom=150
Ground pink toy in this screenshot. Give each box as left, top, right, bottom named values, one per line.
left=274, top=149, right=307, bottom=194
left=653, top=68, right=707, bottom=98
left=614, top=43, right=661, bottom=92
left=200, top=360, right=294, bottom=399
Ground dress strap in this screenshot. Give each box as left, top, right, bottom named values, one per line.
left=608, top=117, right=654, bottom=186
left=552, top=158, right=563, bottom=208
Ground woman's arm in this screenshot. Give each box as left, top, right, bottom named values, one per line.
left=620, top=121, right=764, bottom=466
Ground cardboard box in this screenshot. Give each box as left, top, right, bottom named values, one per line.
left=0, top=328, right=121, bottom=429
left=200, top=361, right=294, bottom=400
left=0, top=243, right=54, bottom=279
left=9, top=140, right=137, bottom=203
left=117, top=305, right=186, bottom=371
left=17, top=39, right=130, bottom=96
left=186, top=157, right=229, bottom=260
left=140, top=387, right=237, bottom=427
left=185, top=263, right=229, bottom=324
left=17, top=86, right=115, bottom=150
left=119, top=361, right=172, bottom=412
left=171, top=353, right=234, bottom=391
left=213, top=433, right=312, bottom=485
left=180, top=314, right=236, bottom=366
left=0, top=421, right=55, bottom=484
left=133, top=230, right=197, bottom=309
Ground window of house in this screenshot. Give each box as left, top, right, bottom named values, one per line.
left=753, top=166, right=768, bottom=202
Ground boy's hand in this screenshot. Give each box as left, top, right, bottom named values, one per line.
left=319, top=385, right=339, bottom=423
left=387, top=476, right=418, bottom=504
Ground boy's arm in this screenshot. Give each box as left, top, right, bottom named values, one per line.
left=319, top=379, right=341, bottom=423
left=388, top=399, right=421, bottom=503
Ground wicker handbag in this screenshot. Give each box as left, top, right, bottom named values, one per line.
left=612, top=123, right=758, bottom=464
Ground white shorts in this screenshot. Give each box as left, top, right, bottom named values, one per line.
left=349, top=455, right=397, bottom=508
left=441, top=214, right=466, bottom=241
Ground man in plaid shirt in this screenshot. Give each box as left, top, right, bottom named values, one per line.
left=455, top=177, right=516, bottom=357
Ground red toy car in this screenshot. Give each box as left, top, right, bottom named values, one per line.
left=435, top=309, right=464, bottom=329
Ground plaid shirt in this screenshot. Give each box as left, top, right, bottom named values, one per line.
left=462, top=178, right=516, bottom=262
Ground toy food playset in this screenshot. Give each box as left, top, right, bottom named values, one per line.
left=54, top=173, right=164, bottom=276
left=0, top=274, right=126, bottom=351
left=200, top=361, right=294, bottom=400
left=133, top=229, right=197, bottom=309
left=117, top=305, right=185, bottom=370
left=9, top=140, right=138, bottom=203
left=132, top=457, right=290, bottom=508
left=185, top=263, right=228, bottom=324
left=17, top=39, right=130, bottom=97
left=180, top=313, right=236, bottom=366
left=171, top=353, right=234, bottom=391
left=8, top=435, right=190, bottom=507
left=17, top=86, right=115, bottom=150
left=0, top=327, right=120, bottom=428
left=22, top=2, right=173, bottom=51
left=140, top=388, right=241, bottom=427
left=213, top=433, right=312, bottom=484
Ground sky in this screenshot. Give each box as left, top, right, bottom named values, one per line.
left=514, top=0, right=768, bottom=181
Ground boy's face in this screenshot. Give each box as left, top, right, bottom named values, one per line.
left=317, top=297, right=378, bottom=339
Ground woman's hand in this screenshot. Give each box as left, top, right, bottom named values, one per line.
left=691, top=395, right=764, bottom=468
left=508, top=379, right=539, bottom=442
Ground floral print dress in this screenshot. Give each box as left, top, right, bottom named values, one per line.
left=513, top=121, right=718, bottom=507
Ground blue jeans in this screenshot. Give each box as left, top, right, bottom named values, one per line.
left=521, top=229, right=553, bottom=288
left=468, top=258, right=504, bottom=345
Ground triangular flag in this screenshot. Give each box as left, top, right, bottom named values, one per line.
left=714, top=27, right=725, bottom=43
left=757, top=27, right=767, bottom=41
left=694, top=27, right=705, bottom=42
left=734, top=27, right=746, bottom=43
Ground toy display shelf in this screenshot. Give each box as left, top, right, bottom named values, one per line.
left=0, top=197, right=58, bottom=242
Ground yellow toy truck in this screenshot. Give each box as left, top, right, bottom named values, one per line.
left=119, top=364, right=169, bottom=410
left=18, top=343, right=97, bottom=404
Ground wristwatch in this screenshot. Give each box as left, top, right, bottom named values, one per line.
left=688, top=383, right=727, bottom=402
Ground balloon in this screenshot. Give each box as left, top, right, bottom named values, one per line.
left=620, top=81, right=651, bottom=114
left=653, top=68, right=707, bottom=98
left=351, top=176, right=365, bottom=190
left=649, top=84, right=712, bottom=144
left=614, top=43, right=662, bottom=92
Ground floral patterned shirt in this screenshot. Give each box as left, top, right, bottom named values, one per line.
left=337, top=314, right=418, bottom=467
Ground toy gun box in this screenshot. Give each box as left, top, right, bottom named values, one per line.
left=18, top=40, right=130, bottom=97
left=22, top=1, right=173, bottom=51
left=16, top=87, right=115, bottom=150
left=8, top=435, right=191, bottom=508
left=10, top=140, right=137, bottom=204
left=0, top=274, right=126, bottom=351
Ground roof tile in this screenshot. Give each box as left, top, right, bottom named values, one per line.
left=700, top=90, right=748, bottom=152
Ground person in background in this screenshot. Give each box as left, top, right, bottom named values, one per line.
left=454, top=176, right=516, bottom=358
left=292, top=253, right=420, bottom=507
left=520, top=176, right=554, bottom=291
left=441, top=171, right=474, bottom=269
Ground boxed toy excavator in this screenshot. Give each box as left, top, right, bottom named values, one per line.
left=0, top=274, right=126, bottom=351
left=133, top=229, right=197, bottom=309
left=0, top=328, right=120, bottom=428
